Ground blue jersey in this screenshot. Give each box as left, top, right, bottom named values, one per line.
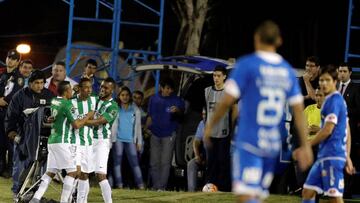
left=225, top=51, right=302, bottom=157
left=317, top=92, right=348, bottom=159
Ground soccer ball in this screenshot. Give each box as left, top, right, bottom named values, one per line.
left=202, top=183, right=218, bottom=192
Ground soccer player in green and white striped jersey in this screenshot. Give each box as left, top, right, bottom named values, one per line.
left=71, top=77, right=97, bottom=203
left=30, top=81, right=94, bottom=203
left=85, top=77, right=118, bottom=203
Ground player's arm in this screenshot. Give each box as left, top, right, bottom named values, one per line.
left=85, top=116, right=107, bottom=126
left=64, top=103, right=94, bottom=129
left=87, top=102, right=118, bottom=127
left=309, top=120, right=335, bottom=146
left=72, top=111, right=94, bottom=129
left=231, top=103, right=238, bottom=130
left=346, top=120, right=351, bottom=156
left=292, top=103, right=310, bottom=147
left=345, top=120, right=355, bottom=174
left=292, top=102, right=313, bottom=171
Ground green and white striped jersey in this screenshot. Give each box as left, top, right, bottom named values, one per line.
left=94, top=98, right=118, bottom=139
left=71, top=95, right=97, bottom=146
left=48, top=97, right=76, bottom=144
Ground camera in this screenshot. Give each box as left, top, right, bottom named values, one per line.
left=38, top=106, right=52, bottom=161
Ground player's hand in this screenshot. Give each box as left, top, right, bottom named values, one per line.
left=203, top=124, right=213, bottom=148
left=46, top=116, right=55, bottom=123
left=0, top=97, right=8, bottom=107
left=293, top=145, right=313, bottom=171
left=345, top=157, right=356, bottom=175
left=87, top=111, right=95, bottom=118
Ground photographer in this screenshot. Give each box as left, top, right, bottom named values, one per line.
left=4, top=70, right=54, bottom=198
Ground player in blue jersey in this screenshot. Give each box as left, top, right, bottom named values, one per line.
left=204, top=20, right=313, bottom=203
left=302, top=65, right=355, bottom=203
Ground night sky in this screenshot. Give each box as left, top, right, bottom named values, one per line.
left=0, top=0, right=352, bottom=69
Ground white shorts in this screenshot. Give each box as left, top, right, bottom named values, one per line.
left=47, top=143, right=76, bottom=171
left=93, top=139, right=111, bottom=174
left=76, top=145, right=94, bottom=173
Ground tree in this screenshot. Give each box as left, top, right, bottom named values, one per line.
left=172, top=0, right=209, bottom=55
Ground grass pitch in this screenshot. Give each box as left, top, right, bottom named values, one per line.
left=0, top=176, right=303, bottom=203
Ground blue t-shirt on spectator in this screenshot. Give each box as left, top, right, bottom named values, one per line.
left=118, top=104, right=136, bottom=143
left=195, top=120, right=205, bottom=141
left=148, top=93, right=185, bottom=137
left=74, top=75, right=100, bottom=94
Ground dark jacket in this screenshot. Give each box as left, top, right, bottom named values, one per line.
left=342, top=82, right=360, bottom=144
left=18, top=107, right=48, bottom=163
left=0, top=68, right=24, bottom=106
left=298, top=76, right=319, bottom=107
left=5, top=87, right=54, bottom=136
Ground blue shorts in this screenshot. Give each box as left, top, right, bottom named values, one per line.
left=303, top=158, right=345, bottom=197
left=232, top=147, right=277, bottom=198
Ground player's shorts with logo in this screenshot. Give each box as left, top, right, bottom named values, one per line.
left=232, top=147, right=277, bottom=198
left=303, top=158, right=345, bottom=197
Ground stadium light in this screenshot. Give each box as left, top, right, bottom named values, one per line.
left=16, top=43, right=31, bottom=54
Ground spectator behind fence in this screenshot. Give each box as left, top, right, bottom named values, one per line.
left=5, top=70, right=54, bottom=200
left=132, top=90, right=150, bottom=184
left=45, top=61, right=77, bottom=96
left=299, top=56, right=320, bottom=107
left=145, top=78, right=185, bottom=191
left=18, top=59, right=34, bottom=87
left=187, top=109, right=207, bottom=192
left=337, top=63, right=360, bottom=198
left=74, top=59, right=100, bottom=94
left=337, top=63, right=360, bottom=160
left=111, top=86, right=144, bottom=189
left=0, top=49, right=23, bottom=179
left=133, top=90, right=147, bottom=125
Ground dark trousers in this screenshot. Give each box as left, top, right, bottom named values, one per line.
left=205, top=136, right=231, bottom=191
left=0, top=109, right=13, bottom=174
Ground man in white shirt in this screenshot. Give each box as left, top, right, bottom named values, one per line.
left=45, top=61, right=77, bottom=96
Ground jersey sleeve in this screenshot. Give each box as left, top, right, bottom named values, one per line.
left=287, top=69, right=303, bottom=106
left=63, top=101, right=76, bottom=123
left=102, top=103, right=118, bottom=123
left=323, top=96, right=340, bottom=125
left=225, top=60, right=247, bottom=99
